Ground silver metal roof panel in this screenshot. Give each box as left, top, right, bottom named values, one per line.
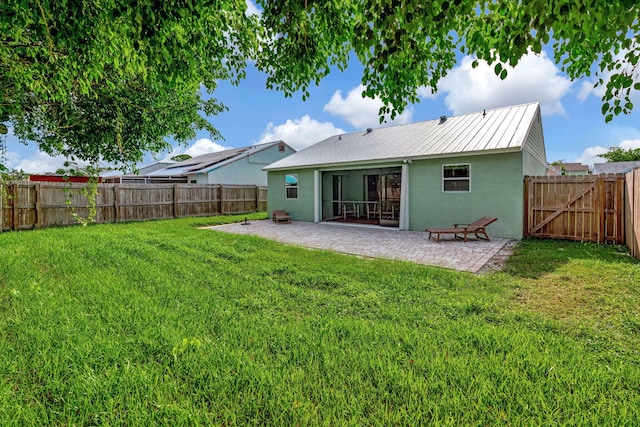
left=265, top=102, right=541, bottom=171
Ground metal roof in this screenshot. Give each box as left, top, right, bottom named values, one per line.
left=265, top=102, right=542, bottom=171
left=148, top=141, right=288, bottom=176
left=593, top=161, right=640, bottom=174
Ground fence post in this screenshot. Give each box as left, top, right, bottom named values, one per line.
left=114, top=184, right=120, bottom=222
left=0, top=181, right=3, bottom=232
left=597, top=177, right=605, bottom=244
left=218, top=185, right=224, bottom=215
left=173, top=183, right=179, bottom=218
left=35, top=182, right=42, bottom=229
left=12, top=183, right=18, bottom=231
left=523, top=176, right=529, bottom=237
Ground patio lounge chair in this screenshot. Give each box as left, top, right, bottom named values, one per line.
left=272, top=210, right=292, bottom=224
left=426, top=216, right=497, bottom=242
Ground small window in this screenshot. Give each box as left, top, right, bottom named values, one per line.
left=285, top=174, right=298, bottom=199
left=443, top=164, right=470, bottom=192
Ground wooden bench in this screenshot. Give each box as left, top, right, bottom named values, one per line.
left=272, top=210, right=291, bottom=224
left=426, top=216, right=497, bottom=242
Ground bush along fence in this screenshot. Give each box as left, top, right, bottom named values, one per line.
left=0, top=182, right=267, bottom=231
left=524, top=171, right=639, bottom=259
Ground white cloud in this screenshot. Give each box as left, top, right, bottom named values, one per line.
left=576, top=139, right=640, bottom=166
left=183, top=138, right=233, bottom=157
left=575, top=145, right=609, bottom=167
left=416, top=86, right=437, bottom=99
left=429, top=51, right=572, bottom=116
left=245, top=0, right=261, bottom=16
left=323, top=84, right=413, bottom=128
left=620, top=139, right=640, bottom=150
left=576, top=46, right=640, bottom=105
left=2, top=127, right=80, bottom=174
left=8, top=150, right=89, bottom=175
left=256, top=115, right=345, bottom=150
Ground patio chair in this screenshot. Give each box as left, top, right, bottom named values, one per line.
left=366, top=202, right=380, bottom=219
left=342, top=202, right=359, bottom=219
left=381, top=201, right=396, bottom=219
left=426, top=216, right=497, bottom=242
left=272, top=210, right=292, bottom=224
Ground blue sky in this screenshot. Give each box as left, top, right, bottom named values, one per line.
left=3, top=7, right=639, bottom=174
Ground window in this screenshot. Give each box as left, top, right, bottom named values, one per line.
left=285, top=174, right=298, bottom=199
left=443, top=164, right=470, bottom=192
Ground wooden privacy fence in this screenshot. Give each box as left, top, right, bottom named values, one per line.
left=625, top=169, right=640, bottom=258
left=524, top=174, right=626, bottom=244
left=1, top=182, right=267, bottom=231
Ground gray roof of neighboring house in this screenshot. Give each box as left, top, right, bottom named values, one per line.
left=562, top=162, right=590, bottom=172
left=148, top=141, right=291, bottom=176
left=593, top=161, right=640, bottom=174
left=265, top=102, right=543, bottom=171
left=100, top=160, right=177, bottom=178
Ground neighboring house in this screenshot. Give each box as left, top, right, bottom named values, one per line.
left=104, top=141, right=295, bottom=185
left=29, top=175, right=103, bottom=183
left=264, top=102, right=548, bottom=239
left=561, top=162, right=590, bottom=175
left=593, top=161, right=640, bottom=174
left=546, top=165, right=563, bottom=176
left=102, top=160, right=178, bottom=183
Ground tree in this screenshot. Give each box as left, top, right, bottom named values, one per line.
left=256, top=0, right=639, bottom=122
left=598, top=147, right=640, bottom=162
left=171, top=154, right=193, bottom=162
left=2, top=1, right=639, bottom=169
left=1, top=0, right=260, bottom=167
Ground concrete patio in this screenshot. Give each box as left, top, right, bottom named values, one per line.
left=208, top=220, right=514, bottom=273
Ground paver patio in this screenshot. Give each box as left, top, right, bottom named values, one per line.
left=208, top=220, right=513, bottom=273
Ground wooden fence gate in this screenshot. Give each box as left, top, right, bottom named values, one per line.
left=524, top=174, right=625, bottom=244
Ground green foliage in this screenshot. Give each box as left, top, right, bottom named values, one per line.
left=1, top=0, right=260, bottom=165
left=598, top=147, right=640, bottom=162
left=0, top=217, right=639, bottom=424
left=2, top=1, right=638, bottom=165
left=0, top=166, right=26, bottom=181
left=256, top=0, right=639, bottom=122
left=170, top=154, right=192, bottom=162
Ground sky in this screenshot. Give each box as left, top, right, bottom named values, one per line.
left=3, top=6, right=639, bottom=174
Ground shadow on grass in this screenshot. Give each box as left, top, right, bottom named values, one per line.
left=503, top=237, right=637, bottom=279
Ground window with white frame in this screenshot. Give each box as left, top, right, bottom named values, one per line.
left=285, top=174, right=298, bottom=199
left=442, top=164, right=470, bottom=192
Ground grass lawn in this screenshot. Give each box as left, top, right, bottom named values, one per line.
left=1, top=214, right=639, bottom=425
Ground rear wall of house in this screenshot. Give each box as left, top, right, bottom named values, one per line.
left=409, top=152, right=525, bottom=239
left=267, top=169, right=316, bottom=221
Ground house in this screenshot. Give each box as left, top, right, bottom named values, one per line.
left=104, top=141, right=295, bottom=185
left=29, top=174, right=103, bottom=183
left=264, top=102, right=548, bottom=239
left=546, top=165, right=563, bottom=176
left=101, top=160, right=178, bottom=183
left=593, top=161, right=640, bottom=175
left=561, top=162, right=590, bottom=175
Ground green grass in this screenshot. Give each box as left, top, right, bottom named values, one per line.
left=1, top=214, right=639, bottom=425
